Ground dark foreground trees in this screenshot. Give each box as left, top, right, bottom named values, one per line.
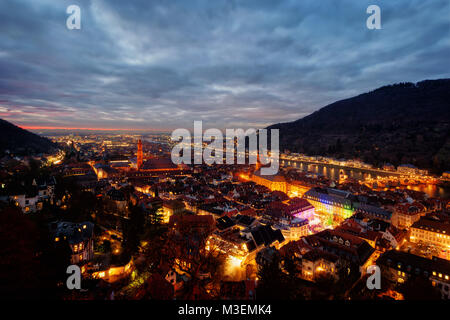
left=0, top=204, right=71, bottom=299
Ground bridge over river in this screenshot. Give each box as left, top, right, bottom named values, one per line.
left=279, top=157, right=402, bottom=182
left=279, top=157, right=450, bottom=199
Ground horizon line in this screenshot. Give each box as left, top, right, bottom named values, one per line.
left=19, top=125, right=169, bottom=132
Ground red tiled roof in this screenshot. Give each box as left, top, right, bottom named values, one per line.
left=394, top=202, right=426, bottom=215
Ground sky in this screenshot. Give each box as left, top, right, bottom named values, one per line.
left=0, top=0, right=449, bottom=131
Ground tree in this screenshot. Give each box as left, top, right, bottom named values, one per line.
left=145, top=274, right=174, bottom=300
left=140, top=227, right=170, bottom=274
left=169, top=234, right=225, bottom=299
left=38, top=237, right=73, bottom=299
left=122, top=204, right=145, bottom=257
left=0, top=205, right=41, bottom=299
left=256, top=251, right=293, bottom=300
left=66, top=191, right=100, bottom=222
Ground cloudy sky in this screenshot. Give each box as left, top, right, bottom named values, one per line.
left=0, top=0, right=449, bottom=131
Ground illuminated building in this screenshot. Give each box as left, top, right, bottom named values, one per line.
left=9, top=193, right=42, bottom=213
left=107, top=188, right=128, bottom=212
left=335, top=221, right=380, bottom=248
left=391, top=201, right=427, bottom=229
left=207, top=232, right=251, bottom=266
left=249, top=170, right=313, bottom=198
left=137, top=139, right=143, bottom=170
left=410, top=216, right=450, bottom=251
left=265, top=199, right=314, bottom=242
left=286, top=181, right=312, bottom=198
left=91, top=259, right=134, bottom=283
left=285, top=228, right=375, bottom=282
left=163, top=200, right=186, bottom=223
left=208, top=224, right=285, bottom=266
left=93, top=164, right=119, bottom=179
left=276, top=217, right=310, bottom=242
left=377, top=250, right=450, bottom=299
left=301, top=249, right=339, bottom=282
left=397, top=163, right=428, bottom=176
left=110, top=161, right=131, bottom=172
left=294, top=229, right=375, bottom=276
left=383, top=163, right=396, bottom=171
left=353, top=202, right=392, bottom=222
left=128, top=157, right=185, bottom=177
left=303, top=187, right=355, bottom=225
left=132, top=182, right=153, bottom=195
left=8, top=178, right=56, bottom=213
left=287, top=198, right=315, bottom=220
left=49, top=221, right=94, bottom=265
left=250, top=170, right=287, bottom=193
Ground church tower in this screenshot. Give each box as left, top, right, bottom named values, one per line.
left=137, top=139, right=143, bottom=170
left=255, top=150, right=261, bottom=171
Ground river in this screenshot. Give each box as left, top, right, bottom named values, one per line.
left=295, top=162, right=450, bottom=199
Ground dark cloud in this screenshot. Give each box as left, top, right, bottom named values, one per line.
left=0, top=0, right=448, bottom=130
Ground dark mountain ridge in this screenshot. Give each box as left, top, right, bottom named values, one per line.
left=268, top=79, right=450, bottom=174
left=0, top=118, right=57, bottom=156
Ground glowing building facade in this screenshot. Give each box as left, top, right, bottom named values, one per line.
left=303, top=187, right=355, bottom=225
left=410, top=217, right=450, bottom=251
left=137, top=139, right=143, bottom=170
left=250, top=170, right=286, bottom=193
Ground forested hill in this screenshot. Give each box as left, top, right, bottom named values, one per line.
left=267, top=79, right=450, bottom=174
left=0, top=118, right=57, bottom=155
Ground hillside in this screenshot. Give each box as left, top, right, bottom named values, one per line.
left=267, top=79, right=450, bottom=174
left=0, top=119, right=57, bottom=155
